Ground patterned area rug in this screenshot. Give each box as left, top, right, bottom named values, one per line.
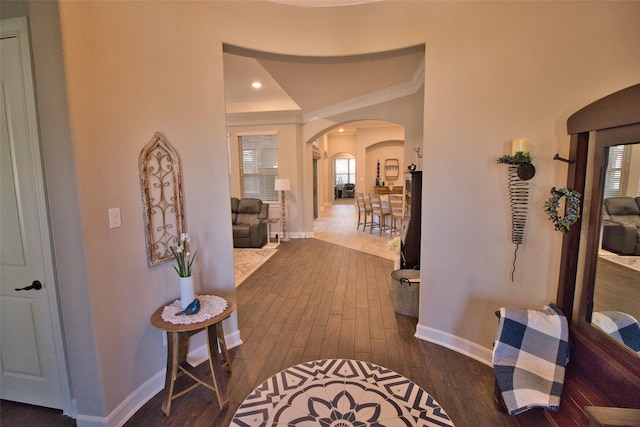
left=599, top=250, right=640, bottom=273
left=231, top=359, right=455, bottom=426
left=234, top=247, right=277, bottom=286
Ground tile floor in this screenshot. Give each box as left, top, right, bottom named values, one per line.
left=313, top=199, right=397, bottom=261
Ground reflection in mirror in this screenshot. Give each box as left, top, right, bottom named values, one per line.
left=593, top=142, right=640, bottom=354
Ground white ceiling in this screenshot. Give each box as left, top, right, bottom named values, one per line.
left=223, top=46, right=425, bottom=133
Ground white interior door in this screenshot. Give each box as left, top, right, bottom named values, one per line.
left=1, top=18, right=69, bottom=411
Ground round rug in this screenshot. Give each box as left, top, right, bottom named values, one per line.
left=231, top=359, right=454, bottom=426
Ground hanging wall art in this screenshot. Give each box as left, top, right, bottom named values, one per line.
left=138, top=132, right=186, bottom=267
left=497, top=138, right=536, bottom=281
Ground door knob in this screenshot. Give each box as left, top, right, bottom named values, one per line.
left=15, top=280, right=43, bottom=291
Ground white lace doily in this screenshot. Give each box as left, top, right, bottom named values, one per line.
left=161, top=295, right=228, bottom=325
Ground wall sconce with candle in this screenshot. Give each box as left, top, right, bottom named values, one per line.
left=497, top=138, right=535, bottom=281
left=274, top=178, right=291, bottom=242
left=497, top=138, right=536, bottom=180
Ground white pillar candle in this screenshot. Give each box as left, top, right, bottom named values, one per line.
left=511, top=138, right=529, bottom=155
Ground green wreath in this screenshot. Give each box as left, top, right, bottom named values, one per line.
left=544, top=187, right=581, bottom=233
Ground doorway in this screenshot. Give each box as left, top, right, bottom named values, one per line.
left=223, top=44, right=424, bottom=240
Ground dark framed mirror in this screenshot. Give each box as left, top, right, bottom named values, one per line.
left=557, top=83, right=640, bottom=407
left=591, top=142, right=640, bottom=353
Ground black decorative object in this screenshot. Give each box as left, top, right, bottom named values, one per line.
left=497, top=152, right=536, bottom=181
left=553, top=153, right=574, bottom=164
left=401, top=172, right=422, bottom=269
left=517, top=162, right=536, bottom=180
left=176, top=298, right=201, bottom=316
left=497, top=145, right=535, bottom=281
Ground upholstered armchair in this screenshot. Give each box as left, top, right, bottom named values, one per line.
left=601, top=197, right=640, bottom=255
left=230, top=198, right=269, bottom=248
left=343, top=183, right=355, bottom=198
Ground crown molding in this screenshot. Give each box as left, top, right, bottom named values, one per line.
left=304, top=57, right=424, bottom=122
left=226, top=110, right=303, bottom=127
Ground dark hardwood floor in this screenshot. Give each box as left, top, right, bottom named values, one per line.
left=594, top=256, right=640, bottom=321
left=2, top=238, right=518, bottom=427
left=0, top=400, right=76, bottom=427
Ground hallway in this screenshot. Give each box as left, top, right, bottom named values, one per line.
left=126, top=237, right=516, bottom=427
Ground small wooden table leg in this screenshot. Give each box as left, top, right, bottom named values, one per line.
left=207, top=323, right=229, bottom=408
left=161, top=331, right=180, bottom=416
left=217, top=324, right=232, bottom=371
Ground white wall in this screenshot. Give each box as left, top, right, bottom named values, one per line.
left=415, top=3, right=640, bottom=363
left=57, top=1, right=238, bottom=420
left=22, top=0, right=640, bottom=423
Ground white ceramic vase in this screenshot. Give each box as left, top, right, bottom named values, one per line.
left=179, top=276, right=195, bottom=309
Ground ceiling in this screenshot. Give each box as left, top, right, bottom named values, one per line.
left=223, top=45, right=425, bottom=135
left=269, top=0, right=383, bottom=6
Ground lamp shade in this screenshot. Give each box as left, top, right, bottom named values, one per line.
left=274, top=178, right=290, bottom=191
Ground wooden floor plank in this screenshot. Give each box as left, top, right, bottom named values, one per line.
left=337, top=318, right=356, bottom=360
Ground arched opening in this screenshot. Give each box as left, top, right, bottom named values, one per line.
left=223, top=44, right=423, bottom=247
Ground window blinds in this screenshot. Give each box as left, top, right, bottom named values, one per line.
left=603, top=144, right=631, bottom=200
left=239, top=133, right=278, bottom=201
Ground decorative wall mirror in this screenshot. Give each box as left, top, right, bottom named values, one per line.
left=592, top=142, right=640, bottom=354
left=557, top=83, right=640, bottom=407
left=138, top=132, right=186, bottom=267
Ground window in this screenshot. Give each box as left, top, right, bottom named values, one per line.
left=603, top=144, right=632, bottom=199
left=239, top=132, right=278, bottom=201
left=334, top=158, right=355, bottom=185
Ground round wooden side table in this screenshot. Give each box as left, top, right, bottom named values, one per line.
left=150, top=295, right=236, bottom=416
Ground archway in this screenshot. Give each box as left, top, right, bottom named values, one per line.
left=223, top=44, right=424, bottom=239
left=307, top=120, right=405, bottom=215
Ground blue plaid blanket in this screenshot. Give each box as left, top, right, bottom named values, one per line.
left=492, top=303, right=569, bottom=416
left=592, top=311, right=640, bottom=353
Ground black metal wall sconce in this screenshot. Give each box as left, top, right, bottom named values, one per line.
left=497, top=138, right=536, bottom=180
left=497, top=138, right=535, bottom=281
left=553, top=153, right=574, bottom=164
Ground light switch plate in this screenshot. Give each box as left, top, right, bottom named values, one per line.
left=108, top=208, right=121, bottom=228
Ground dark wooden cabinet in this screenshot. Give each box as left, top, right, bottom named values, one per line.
left=401, top=171, right=421, bottom=269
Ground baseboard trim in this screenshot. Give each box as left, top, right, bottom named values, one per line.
left=279, top=232, right=314, bottom=239
left=415, top=323, right=493, bottom=367
left=75, top=330, right=242, bottom=427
